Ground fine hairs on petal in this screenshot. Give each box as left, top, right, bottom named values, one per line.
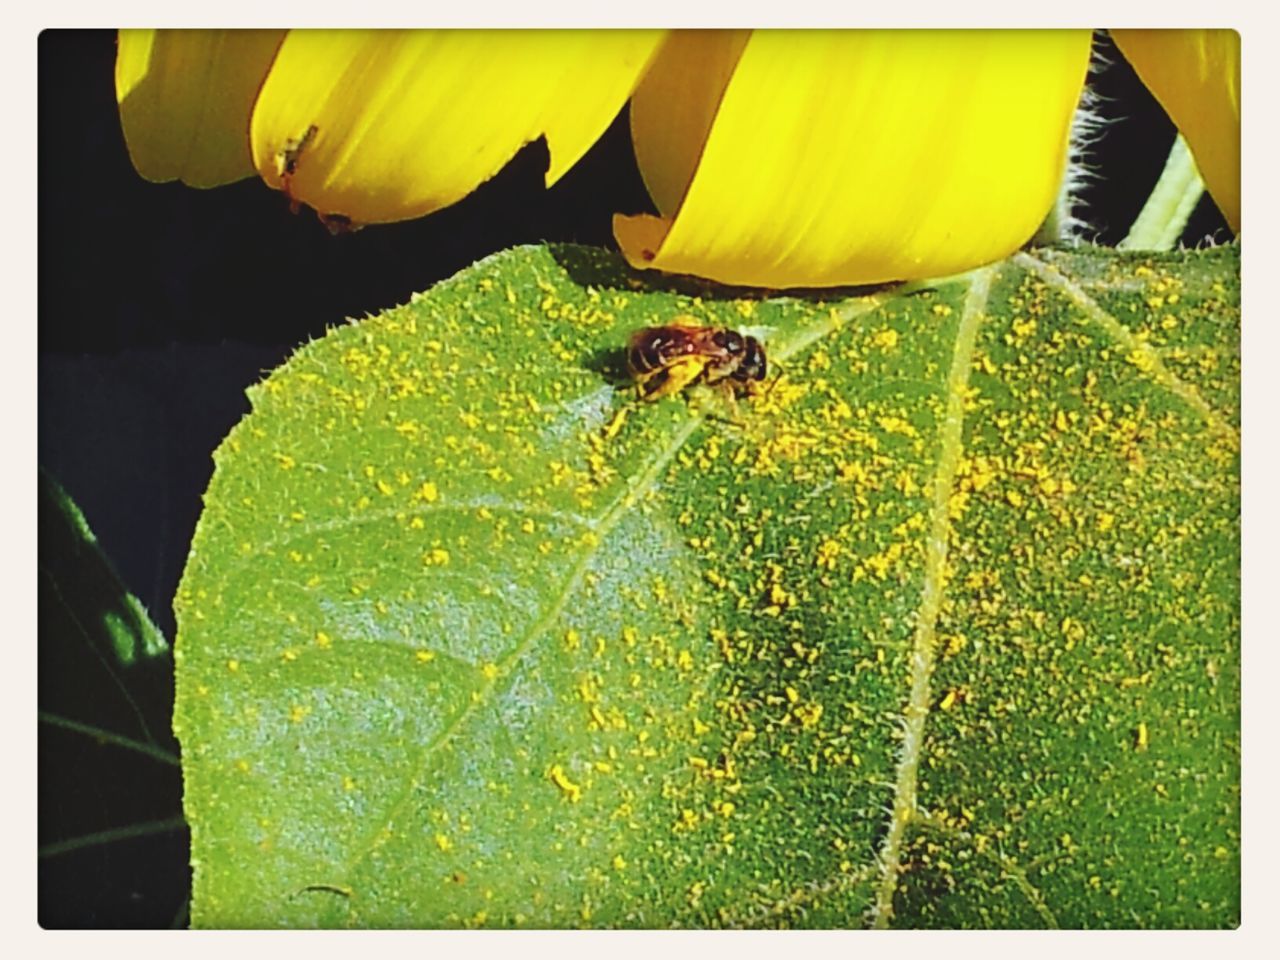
left=1037, top=31, right=1113, bottom=246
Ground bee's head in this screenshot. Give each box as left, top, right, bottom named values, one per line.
left=736, top=336, right=768, bottom=382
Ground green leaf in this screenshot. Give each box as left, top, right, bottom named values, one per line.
left=39, top=467, right=176, bottom=764
left=41, top=468, right=168, bottom=668
left=39, top=469, right=187, bottom=927
left=175, top=243, right=1239, bottom=928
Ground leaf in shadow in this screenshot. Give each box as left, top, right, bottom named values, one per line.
left=39, top=468, right=188, bottom=928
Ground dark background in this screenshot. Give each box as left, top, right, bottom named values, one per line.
left=36, top=28, right=1233, bottom=928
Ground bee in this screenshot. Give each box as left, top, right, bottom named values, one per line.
left=627, top=319, right=768, bottom=401
left=276, top=123, right=321, bottom=217
left=275, top=123, right=319, bottom=181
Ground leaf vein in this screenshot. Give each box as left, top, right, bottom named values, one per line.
left=220, top=500, right=596, bottom=583
left=916, top=811, right=1059, bottom=928
left=322, top=414, right=705, bottom=909
left=1015, top=251, right=1238, bottom=448
left=868, top=267, right=992, bottom=928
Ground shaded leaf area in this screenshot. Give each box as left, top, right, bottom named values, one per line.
left=176, top=243, right=1238, bottom=928
left=39, top=470, right=188, bottom=927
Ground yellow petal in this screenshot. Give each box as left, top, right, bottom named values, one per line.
left=1111, top=29, right=1240, bottom=233
left=630, top=30, right=751, bottom=218
left=617, top=30, right=1093, bottom=288
left=115, top=29, right=285, bottom=188
left=249, top=30, right=664, bottom=225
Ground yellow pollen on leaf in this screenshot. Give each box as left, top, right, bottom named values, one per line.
left=549, top=764, right=583, bottom=803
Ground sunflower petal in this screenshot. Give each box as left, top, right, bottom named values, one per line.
left=1111, top=29, right=1240, bottom=233
left=115, top=29, right=284, bottom=188
left=616, top=30, right=1093, bottom=288
left=629, top=30, right=751, bottom=218
left=249, top=30, right=664, bottom=225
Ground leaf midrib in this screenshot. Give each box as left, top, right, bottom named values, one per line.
left=869, top=265, right=992, bottom=928
left=317, top=414, right=706, bottom=918
left=865, top=255, right=1238, bottom=928
left=300, top=292, right=892, bottom=921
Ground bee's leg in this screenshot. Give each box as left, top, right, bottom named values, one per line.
left=638, top=356, right=710, bottom=401
left=634, top=368, right=666, bottom=400
left=694, top=363, right=740, bottom=418
left=688, top=381, right=750, bottom=429
left=701, top=363, right=732, bottom=386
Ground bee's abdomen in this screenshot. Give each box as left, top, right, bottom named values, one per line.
left=627, top=329, right=686, bottom=375
left=627, top=337, right=663, bottom=374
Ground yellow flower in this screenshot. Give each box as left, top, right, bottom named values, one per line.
left=115, top=29, right=1239, bottom=288
left=615, top=30, right=1092, bottom=287
left=116, top=30, right=287, bottom=187
left=117, top=28, right=664, bottom=222
left=1110, top=29, right=1240, bottom=233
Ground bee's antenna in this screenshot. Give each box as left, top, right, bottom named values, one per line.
left=761, top=360, right=786, bottom=401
